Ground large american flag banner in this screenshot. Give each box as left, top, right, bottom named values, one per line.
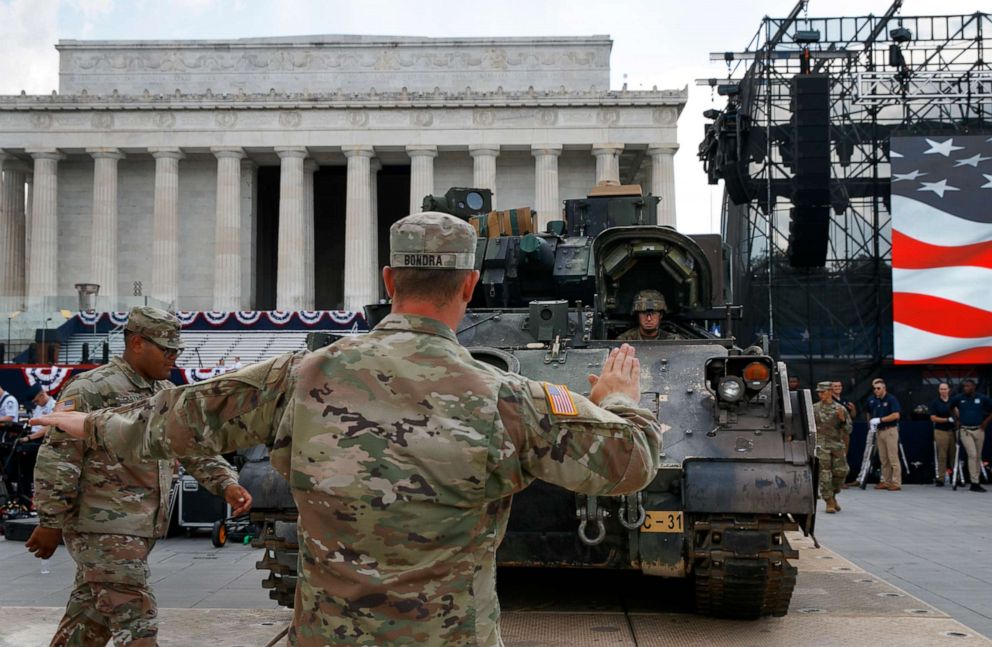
left=891, top=134, right=992, bottom=364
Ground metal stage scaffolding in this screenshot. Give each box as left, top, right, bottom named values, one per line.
left=698, top=1, right=992, bottom=392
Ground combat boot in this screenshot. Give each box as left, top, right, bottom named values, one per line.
left=832, top=497, right=841, bottom=512
left=825, top=498, right=838, bottom=513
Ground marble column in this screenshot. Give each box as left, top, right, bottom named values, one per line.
left=370, top=158, right=381, bottom=300
left=26, top=150, right=63, bottom=303
left=24, top=173, right=32, bottom=292
left=211, top=147, right=245, bottom=311
left=149, top=148, right=184, bottom=308
left=302, top=159, right=318, bottom=310
left=470, top=145, right=499, bottom=210
left=649, top=143, right=679, bottom=227
left=274, top=147, right=307, bottom=311
left=0, top=155, right=27, bottom=297
left=592, top=143, right=623, bottom=184
left=87, top=148, right=125, bottom=303
left=532, top=145, right=562, bottom=231
left=407, top=145, right=437, bottom=215
left=343, top=145, right=376, bottom=311
left=240, top=159, right=257, bottom=309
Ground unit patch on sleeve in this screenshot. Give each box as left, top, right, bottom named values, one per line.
left=542, top=383, right=578, bottom=417
left=55, top=399, right=75, bottom=412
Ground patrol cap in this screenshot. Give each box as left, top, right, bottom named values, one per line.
left=632, top=289, right=667, bottom=314
left=124, top=306, right=183, bottom=350
left=389, top=211, right=477, bottom=270
left=816, top=381, right=833, bottom=392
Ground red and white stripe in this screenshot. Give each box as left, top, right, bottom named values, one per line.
left=892, top=194, right=992, bottom=364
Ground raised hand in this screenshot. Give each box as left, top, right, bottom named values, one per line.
left=588, top=344, right=642, bottom=405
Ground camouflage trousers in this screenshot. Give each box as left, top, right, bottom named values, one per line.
left=818, top=444, right=849, bottom=500
left=51, top=532, right=157, bottom=647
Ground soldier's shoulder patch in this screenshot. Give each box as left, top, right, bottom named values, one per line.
left=542, top=383, right=578, bottom=417
left=55, top=399, right=75, bottom=412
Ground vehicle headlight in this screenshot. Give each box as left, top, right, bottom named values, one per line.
left=717, top=376, right=745, bottom=402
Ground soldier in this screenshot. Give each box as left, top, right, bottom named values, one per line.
left=813, top=381, right=850, bottom=513
left=617, top=289, right=679, bottom=340
left=34, top=212, right=663, bottom=647
left=26, top=306, right=252, bottom=647
left=830, top=380, right=855, bottom=485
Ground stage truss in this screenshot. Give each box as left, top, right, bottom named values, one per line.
left=700, top=2, right=992, bottom=385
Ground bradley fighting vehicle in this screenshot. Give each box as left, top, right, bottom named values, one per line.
left=239, top=184, right=818, bottom=618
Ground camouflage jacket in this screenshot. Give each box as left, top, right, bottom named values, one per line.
left=813, top=400, right=851, bottom=449
left=34, top=356, right=239, bottom=537
left=616, top=327, right=679, bottom=341
left=83, top=314, right=663, bottom=647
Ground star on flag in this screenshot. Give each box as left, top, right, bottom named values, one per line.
left=923, top=138, right=965, bottom=157
left=953, top=154, right=992, bottom=168
left=917, top=179, right=959, bottom=198
left=892, top=170, right=926, bottom=182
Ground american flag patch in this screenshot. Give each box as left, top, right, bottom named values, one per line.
left=543, top=383, right=578, bottom=417
left=55, top=399, right=75, bottom=412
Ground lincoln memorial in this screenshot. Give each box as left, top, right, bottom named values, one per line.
left=0, top=35, right=685, bottom=312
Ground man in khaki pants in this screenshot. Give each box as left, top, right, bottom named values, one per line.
left=950, top=379, right=992, bottom=493
left=930, top=383, right=956, bottom=486
left=866, top=378, right=902, bottom=491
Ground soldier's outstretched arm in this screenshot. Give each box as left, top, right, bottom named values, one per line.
left=35, top=353, right=301, bottom=463
left=495, top=345, right=662, bottom=497
left=179, top=456, right=240, bottom=496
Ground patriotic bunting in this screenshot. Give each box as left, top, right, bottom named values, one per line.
left=235, top=311, right=263, bottom=325
left=70, top=310, right=366, bottom=331
left=203, top=311, right=231, bottom=326
left=22, top=367, right=73, bottom=394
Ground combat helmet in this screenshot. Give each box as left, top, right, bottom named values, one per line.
left=631, top=289, right=667, bottom=315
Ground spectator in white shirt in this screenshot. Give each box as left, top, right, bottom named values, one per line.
left=22, top=385, right=55, bottom=442
left=0, top=385, right=19, bottom=423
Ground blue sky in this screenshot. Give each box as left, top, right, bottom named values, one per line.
left=0, top=0, right=984, bottom=233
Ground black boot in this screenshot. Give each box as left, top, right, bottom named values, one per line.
left=935, top=480, right=945, bottom=487
left=970, top=483, right=987, bottom=492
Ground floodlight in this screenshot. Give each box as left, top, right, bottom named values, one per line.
left=795, top=30, right=821, bottom=44
left=890, top=27, right=912, bottom=43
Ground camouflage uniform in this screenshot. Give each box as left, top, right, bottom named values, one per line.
left=812, top=381, right=851, bottom=509
left=617, top=289, right=680, bottom=341
left=616, top=327, right=678, bottom=341
left=34, top=308, right=239, bottom=647
left=78, top=212, right=664, bottom=647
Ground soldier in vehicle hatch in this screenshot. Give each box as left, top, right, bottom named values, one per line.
left=617, top=289, right=681, bottom=341
left=33, top=212, right=663, bottom=647
left=26, top=306, right=252, bottom=647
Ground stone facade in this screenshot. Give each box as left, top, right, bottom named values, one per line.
left=0, top=35, right=685, bottom=312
